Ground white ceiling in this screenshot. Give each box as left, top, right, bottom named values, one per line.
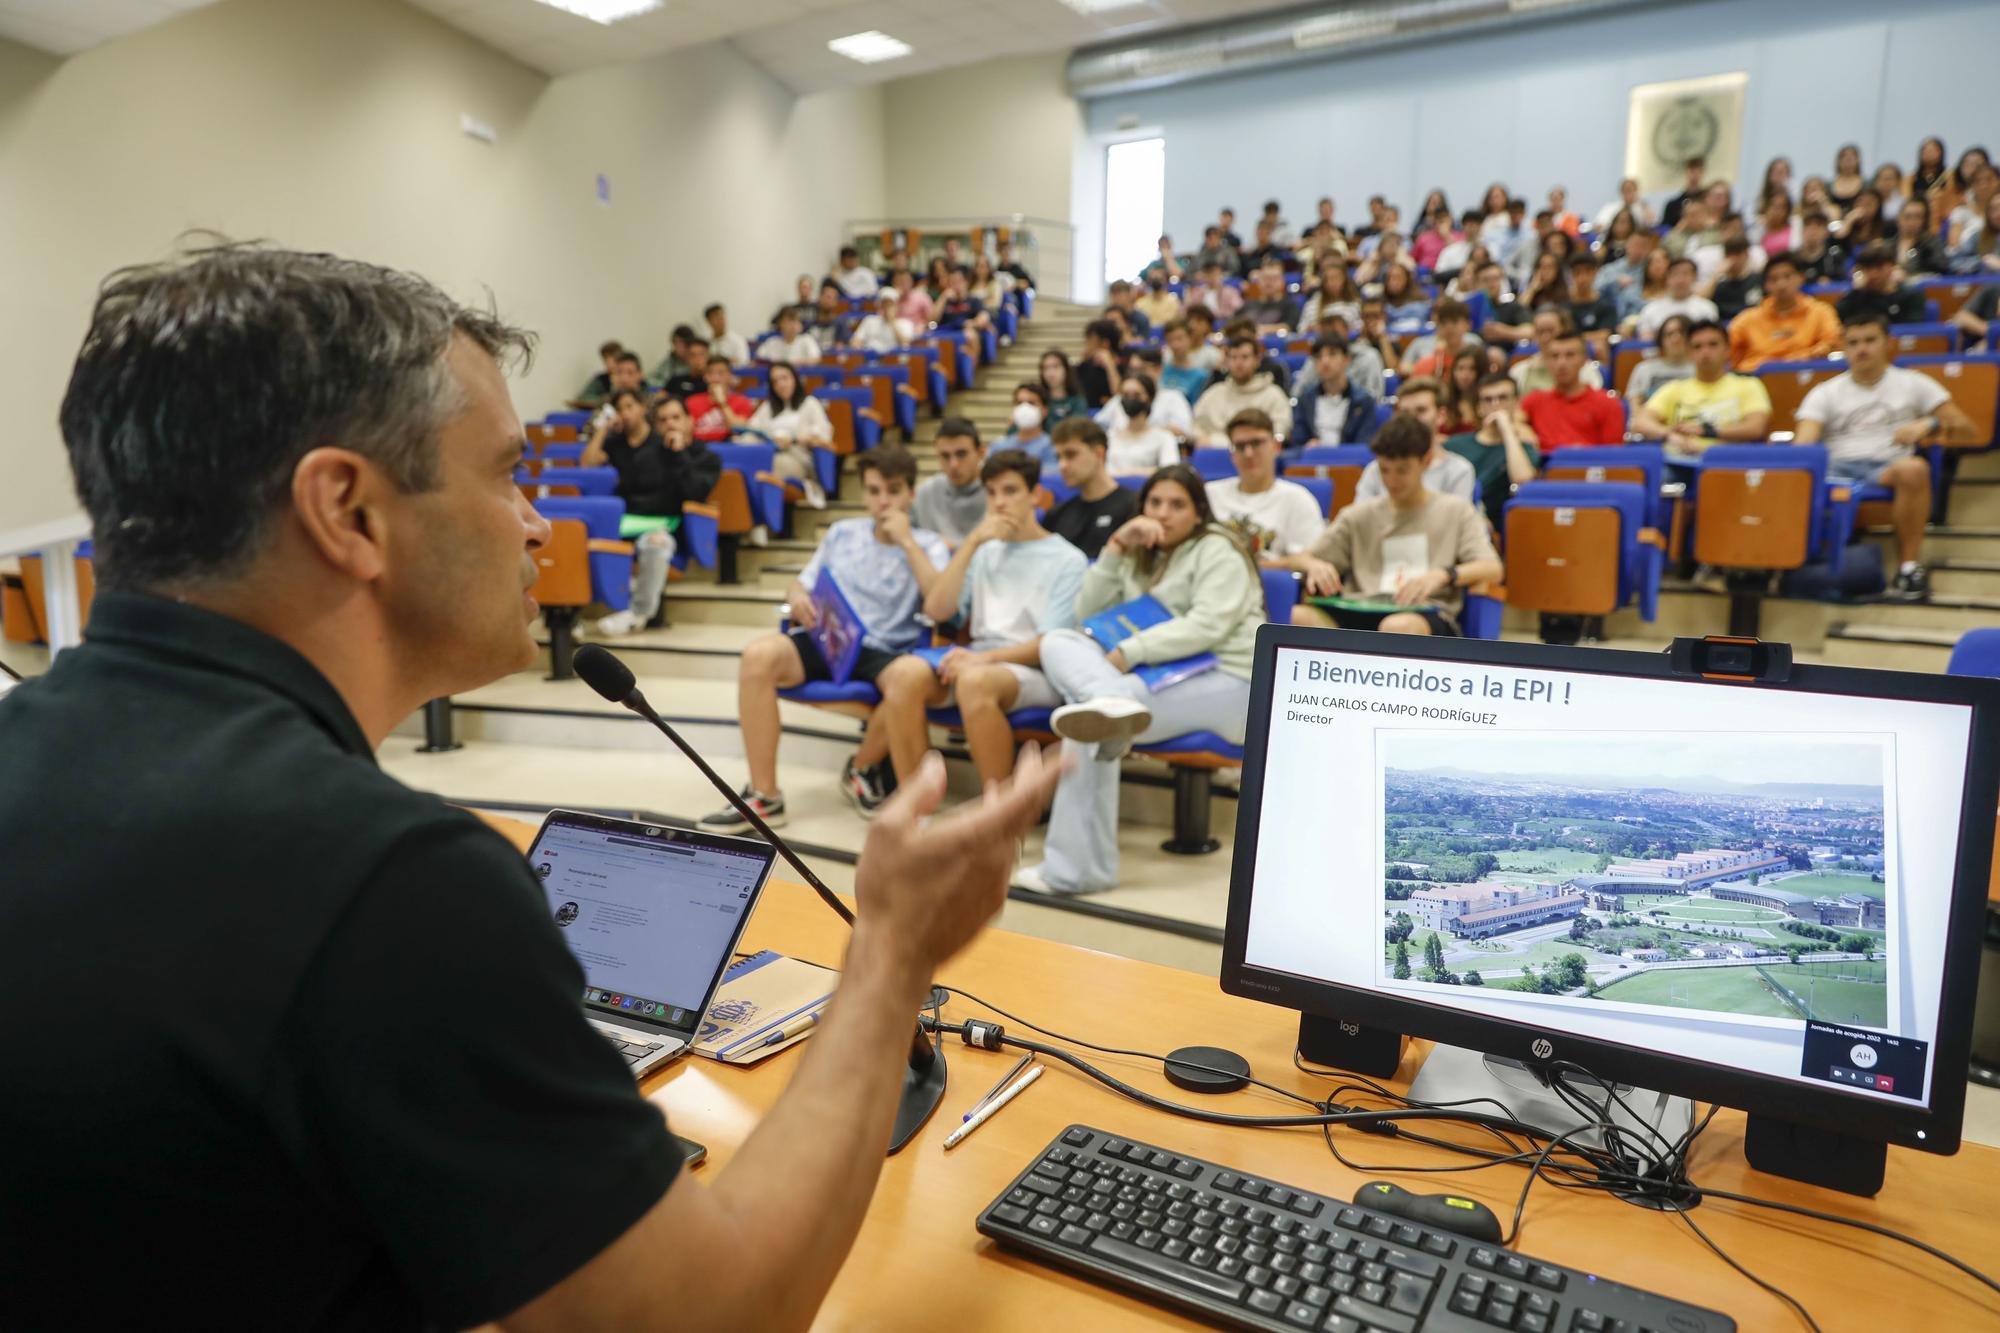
left=0, top=0, right=219, bottom=55
left=0, top=0, right=1309, bottom=93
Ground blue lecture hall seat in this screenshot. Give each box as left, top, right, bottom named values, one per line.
left=1503, top=480, right=1662, bottom=623
left=540, top=442, right=585, bottom=465
left=1948, top=628, right=2000, bottom=679
left=1187, top=447, right=1236, bottom=482
left=532, top=495, right=632, bottom=680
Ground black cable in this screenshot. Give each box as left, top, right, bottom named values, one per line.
left=931, top=984, right=2000, bottom=1317
left=1668, top=1197, right=1822, bottom=1333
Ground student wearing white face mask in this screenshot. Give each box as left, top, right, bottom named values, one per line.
left=997, top=382, right=1055, bottom=467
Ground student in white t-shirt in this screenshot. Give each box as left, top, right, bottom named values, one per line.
left=754, top=309, right=822, bottom=366
left=1793, top=312, right=1975, bottom=600
left=1102, top=374, right=1182, bottom=478
left=869, top=449, right=1087, bottom=793
left=1206, top=408, right=1339, bottom=598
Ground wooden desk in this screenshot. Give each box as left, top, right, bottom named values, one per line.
left=490, top=820, right=2000, bottom=1331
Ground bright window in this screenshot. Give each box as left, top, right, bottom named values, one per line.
left=1103, top=137, right=1165, bottom=287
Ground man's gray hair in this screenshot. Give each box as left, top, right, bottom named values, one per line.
left=60, top=237, right=535, bottom=590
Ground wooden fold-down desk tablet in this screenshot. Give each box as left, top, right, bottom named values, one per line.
left=487, top=816, right=2000, bottom=1332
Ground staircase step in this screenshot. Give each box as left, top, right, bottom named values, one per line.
left=1929, top=560, right=2000, bottom=599
left=1822, top=623, right=1959, bottom=672
left=1947, top=478, right=2000, bottom=526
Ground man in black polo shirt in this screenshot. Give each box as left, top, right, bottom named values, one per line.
left=0, top=244, right=1060, bottom=1331
left=1836, top=242, right=1928, bottom=327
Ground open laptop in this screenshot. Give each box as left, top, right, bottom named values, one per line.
left=528, top=809, right=776, bottom=1077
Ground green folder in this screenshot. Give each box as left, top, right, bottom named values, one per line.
left=1307, top=594, right=1439, bottom=628
left=618, top=514, right=679, bottom=539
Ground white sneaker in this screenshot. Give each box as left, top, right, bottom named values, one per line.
left=594, top=609, right=642, bottom=637
left=1014, top=864, right=1052, bottom=893
left=747, top=524, right=771, bottom=548
left=803, top=479, right=828, bottom=510
left=1051, top=696, right=1152, bottom=761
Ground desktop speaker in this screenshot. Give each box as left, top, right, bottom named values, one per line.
left=1297, top=1012, right=1407, bottom=1079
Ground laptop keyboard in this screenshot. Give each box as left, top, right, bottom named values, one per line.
left=599, top=1028, right=664, bottom=1066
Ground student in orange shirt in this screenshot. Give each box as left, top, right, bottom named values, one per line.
left=1725, top=252, right=1840, bottom=370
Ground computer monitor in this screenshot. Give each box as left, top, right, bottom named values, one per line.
left=1222, top=628, right=1998, bottom=1196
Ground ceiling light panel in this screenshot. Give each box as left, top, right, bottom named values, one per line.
left=530, top=0, right=664, bottom=24
left=827, top=30, right=912, bottom=63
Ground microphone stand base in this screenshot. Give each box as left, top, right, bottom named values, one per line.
left=887, top=1039, right=948, bottom=1156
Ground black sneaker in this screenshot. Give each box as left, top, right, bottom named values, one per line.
left=699, top=785, right=786, bottom=832
left=1893, top=565, right=1931, bottom=601
left=841, top=757, right=890, bottom=819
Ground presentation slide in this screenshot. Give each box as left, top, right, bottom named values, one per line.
left=534, top=822, right=765, bottom=1017
left=1243, top=645, right=1975, bottom=1111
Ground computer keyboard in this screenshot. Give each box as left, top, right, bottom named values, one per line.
left=977, top=1125, right=1735, bottom=1333
left=594, top=1027, right=663, bottom=1065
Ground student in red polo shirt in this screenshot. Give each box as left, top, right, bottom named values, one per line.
left=686, top=355, right=754, bottom=442
left=1519, top=329, right=1624, bottom=446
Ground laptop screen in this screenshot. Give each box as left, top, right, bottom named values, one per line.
left=531, top=812, right=774, bottom=1037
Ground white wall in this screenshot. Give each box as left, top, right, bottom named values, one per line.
left=1079, top=0, right=2000, bottom=253
left=0, top=0, right=885, bottom=542
left=881, top=51, right=1082, bottom=298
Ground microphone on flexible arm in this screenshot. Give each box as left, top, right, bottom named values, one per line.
left=571, top=643, right=946, bottom=1155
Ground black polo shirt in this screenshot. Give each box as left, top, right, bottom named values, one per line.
left=0, top=592, right=681, bottom=1330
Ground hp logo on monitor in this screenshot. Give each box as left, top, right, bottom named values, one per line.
left=1530, top=1038, right=1554, bottom=1060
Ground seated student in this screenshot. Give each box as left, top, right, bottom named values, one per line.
left=581, top=351, right=648, bottom=431
left=775, top=275, right=820, bottom=329
left=1633, top=258, right=1720, bottom=340
left=703, top=302, right=749, bottom=366
left=1563, top=252, right=1621, bottom=362
left=1185, top=260, right=1244, bottom=319
left=702, top=447, right=947, bottom=831
left=1950, top=279, right=2000, bottom=352
left=583, top=394, right=721, bottom=636
left=1101, top=374, right=1182, bottom=478
left=567, top=340, right=624, bottom=410
left=889, top=267, right=933, bottom=327
left=658, top=337, right=710, bottom=403
left=1520, top=328, right=1625, bottom=446
left=1075, top=319, right=1124, bottom=408
left=805, top=285, right=852, bottom=350
left=1134, top=271, right=1183, bottom=329
left=686, top=355, right=753, bottom=442
left=1837, top=242, right=1928, bottom=325
left=1291, top=337, right=1380, bottom=446
left=1238, top=261, right=1302, bottom=330
left=999, top=382, right=1056, bottom=467
left=1399, top=299, right=1483, bottom=377
left=1095, top=349, right=1194, bottom=440
left=1292, top=414, right=1503, bottom=637
left=1629, top=318, right=1773, bottom=460
left=1037, top=350, right=1092, bottom=424
left=1355, top=376, right=1477, bottom=503
left=1104, top=280, right=1153, bottom=339
left=1375, top=264, right=1433, bottom=334
left=648, top=324, right=698, bottom=385
left=1141, top=234, right=1184, bottom=287
left=1727, top=251, right=1840, bottom=370
left=1793, top=312, right=1977, bottom=599
left=746, top=362, right=833, bottom=509
left=1793, top=210, right=1847, bottom=285
left=1209, top=408, right=1332, bottom=589
left=1466, top=260, right=1534, bottom=349
left=911, top=417, right=987, bottom=548
left=867, top=451, right=1088, bottom=801
left=1193, top=337, right=1294, bottom=444
left=997, top=238, right=1036, bottom=290
left=1018, top=466, right=1265, bottom=895
left=851, top=291, right=908, bottom=354
left=1159, top=319, right=1215, bottom=403
left=1511, top=308, right=1606, bottom=397
left=1444, top=373, right=1542, bottom=532
left=1700, top=237, right=1764, bottom=324
left=829, top=244, right=879, bottom=299
left=933, top=268, right=993, bottom=364
left=1044, top=417, right=1140, bottom=560
left=1624, top=313, right=1698, bottom=408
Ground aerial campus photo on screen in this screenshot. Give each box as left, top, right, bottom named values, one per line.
left=1376, top=732, right=1893, bottom=1030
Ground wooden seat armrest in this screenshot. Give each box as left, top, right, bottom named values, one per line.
left=682, top=500, right=721, bottom=520
left=585, top=538, right=635, bottom=556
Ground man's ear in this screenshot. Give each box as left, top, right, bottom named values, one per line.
left=291, top=447, right=391, bottom=582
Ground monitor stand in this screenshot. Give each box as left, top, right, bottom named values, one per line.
left=1405, top=1044, right=1697, bottom=1210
